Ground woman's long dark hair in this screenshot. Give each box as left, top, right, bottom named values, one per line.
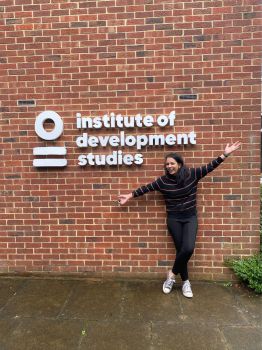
left=164, top=153, right=190, bottom=186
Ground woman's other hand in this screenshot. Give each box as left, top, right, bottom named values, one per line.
left=117, top=193, right=133, bottom=205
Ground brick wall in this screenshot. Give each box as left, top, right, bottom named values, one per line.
left=0, top=0, right=261, bottom=280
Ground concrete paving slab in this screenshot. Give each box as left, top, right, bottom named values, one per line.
left=121, top=280, right=182, bottom=321
left=0, top=318, right=85, bottom=350
left=0, top=278, right=25, bottom=310
left=222, top=326, right=262, bottom=350
left=60, top=280, right=124, bottom=320
left=0, top=279, right=74, bottom=318
left=0, top=318, right=20, bottom=350
left=151, top=321, right=228, bottom=350
left=178, top=282, right=249, bottom=325
left=79, top=320, right=152, bottom=350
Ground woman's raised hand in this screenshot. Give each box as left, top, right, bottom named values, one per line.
left=224, top=141, right=242, bottom=156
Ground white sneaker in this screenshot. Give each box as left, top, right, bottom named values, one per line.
left=162, top=272, right=176, bottom=294
left=182, top=280, right=193, bottom=298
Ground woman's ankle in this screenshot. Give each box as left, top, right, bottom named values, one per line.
left=168, top=270, right=175, bottom=279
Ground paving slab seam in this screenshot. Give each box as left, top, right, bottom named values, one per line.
left=2, top=315, right=255, bottom=327
left=149, top=319, right=255, bottom=327
left=0, top=274, right=165, bottom=283
left=118, top=280, right=128, bottom=320
left=2, top=315, right=90, bottom=322
left=56, top=283, right=77, bottom=319
left=233, top=293, right=261, bottom=327
left=148, top=321, right=155, bottom=350
left=220, top=325, right=262, bottom=330
left=219, top=325, right=262, bottom=350
left=230, top=289, right=255, bottom=324
left=217, top=327, right=233, bottom=350
left=230, top=304, right=251, bottom=325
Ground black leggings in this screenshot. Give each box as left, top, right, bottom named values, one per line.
left=167, top=215, right=198, bottom=281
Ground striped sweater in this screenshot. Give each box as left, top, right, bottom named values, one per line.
left=132, top=156, right=225, bottom=219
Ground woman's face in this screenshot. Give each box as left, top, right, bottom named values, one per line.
left=165, top=157, right=181, bottom=175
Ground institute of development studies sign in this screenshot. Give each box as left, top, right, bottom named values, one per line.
left=33, top=110, right=197, bottom=167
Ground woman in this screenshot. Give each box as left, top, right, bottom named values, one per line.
left=118, top=142, right=241, bottom=298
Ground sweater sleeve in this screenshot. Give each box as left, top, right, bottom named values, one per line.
left=132, top=178, right=161, bottom=198
left=194, top=156, right=225, bottom=180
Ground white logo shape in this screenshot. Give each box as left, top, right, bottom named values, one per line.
left=33, top=111, right=67, bottom=167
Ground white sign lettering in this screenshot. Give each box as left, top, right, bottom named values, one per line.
left=76, top=111, right=197, bottom=166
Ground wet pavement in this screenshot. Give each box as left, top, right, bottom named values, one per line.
left=0, top=276, right=261, bottom=350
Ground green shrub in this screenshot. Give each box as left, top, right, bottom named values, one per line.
left=227, top=254, right=262, bottom=294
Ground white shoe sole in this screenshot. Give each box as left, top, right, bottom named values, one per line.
left=183, top=293, right=193, bottom=298
left=163, top=288, right=172, bottom=294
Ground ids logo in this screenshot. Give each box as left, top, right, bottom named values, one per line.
left=33, top=111, right=67, bottom=167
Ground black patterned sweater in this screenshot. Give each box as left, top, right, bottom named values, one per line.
left=132, top=156, right=225, bottom=219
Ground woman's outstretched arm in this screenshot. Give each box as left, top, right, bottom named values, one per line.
left=118, top=178, right=161, bottom=205
left=191, top=141, right=242, bottom=180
